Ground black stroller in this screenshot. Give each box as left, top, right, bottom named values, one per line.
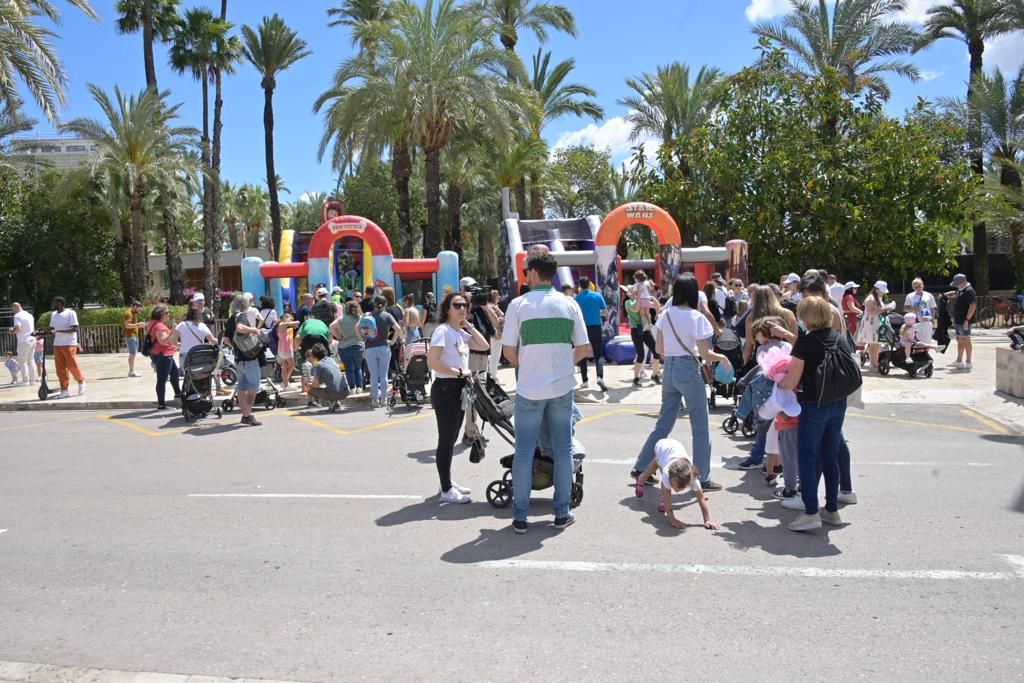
left=221, top=351, right=284, bottom=412
left=387, top=340, right=431, bottom=410
left=181, top=344, right=222, bottom=421
left=466, top=375, right=586, bottom=510
left=721, top=362, right=759, bottom=437
left=878, top=313, right=934, bottom=378
left=709, top=328, right=743, bottom=409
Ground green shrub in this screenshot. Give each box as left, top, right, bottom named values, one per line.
left=37, top=305, right=192, bottom=328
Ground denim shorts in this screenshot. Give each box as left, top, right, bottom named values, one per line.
left=33, top=351, right=43, bottom=364
left=126, top=337, right=139, bottom=355
left=236, top=359, right=262, bottom=392
left=954, top=323, right=971, bottom=337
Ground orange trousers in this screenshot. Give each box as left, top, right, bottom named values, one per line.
left=54, top=346, right=84, bottom=390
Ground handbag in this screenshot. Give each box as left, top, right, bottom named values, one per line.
left=665, top=309, right=714, bottom=386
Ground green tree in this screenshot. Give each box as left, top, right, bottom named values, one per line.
left=327, top=0, right=394, bottom=49
left=918, top=0, right=1017, bottom=294
left=544, top=145, right=615, bottom=219
left=526, top=49, right=603, bottom=218
left=241, top=14, right=311, bottom=261
left=0, top=0, right=97, bottom=122
left=0, top=97, right=35, bottom=170
left=62, top=85, right=197, bottom=302
left=115, top=0, right=180, bottom=91
left=753, top=0, right=920, bottom=100
left=477, top=0, right=576, bottom=53
left=236, top=182, right=268, bottom=249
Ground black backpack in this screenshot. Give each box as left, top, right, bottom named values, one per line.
left=140, top=324, right=154, bottom=357
left=722, top=290, right=737, bottom=320
left=814, top=334, right=862, bottom=406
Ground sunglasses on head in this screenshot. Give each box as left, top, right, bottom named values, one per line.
left=451, top=302, right=468, bottom=310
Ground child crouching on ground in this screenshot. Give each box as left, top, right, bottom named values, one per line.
left=634, top=438, right=718, bottom=530
left=5, top=352, right=18, bottom=383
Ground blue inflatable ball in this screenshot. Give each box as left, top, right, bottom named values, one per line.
left=604, top=335, right=636, bottom=364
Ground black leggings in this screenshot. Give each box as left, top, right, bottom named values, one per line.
left=153, top=354, right=180, bottom=407
left=630, top=327, right=660, bottom=364
left=430, top=378, right=465, bottom=492
left=578, top=324, right=604, bottom=382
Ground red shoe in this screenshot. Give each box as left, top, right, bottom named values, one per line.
left=635, top=479, right=644, bottom=498
left=658, top=501, right=666, bottom=513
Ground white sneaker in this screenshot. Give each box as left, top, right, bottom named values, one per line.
left=579, top=381, right=589, bottom=389
left=439, top=482, right=471, bottom=495
left=57, top=390, right=70, bottom=399
left=439, top=487, right=471, bottom=504
left=78, top=382, right=86, bottom=395
left=129, top=371, right=141, bottom=377
left=789, top=512, right=822, bottom=532
left=780, top=495, right=806, bottom=510
left=820, top=509, right=843, bottom=526
left=837, top=490, right=858, bottom=505
left=964, top=362, right=972, bottom=370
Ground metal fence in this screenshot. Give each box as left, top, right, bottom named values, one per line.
left=0, top=320, right=228, bottom=356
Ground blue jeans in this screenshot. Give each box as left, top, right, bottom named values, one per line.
left=749, top=421, right=768, bottom=465
left=512, top=390, right=574, bottom=521
left=152, top=354, right=180, bottom=407
left=633, top=356, right=713, bottom=484
left=364, top=345, right=391, bottom=403
left=339, top=345, right=364, bottom=390
left=797, top=399, right=847, bottom=514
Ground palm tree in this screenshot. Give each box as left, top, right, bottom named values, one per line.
left=154, top=152, right=198, bottom=303
left=369, top=0, right=525, bottom=258
left=237, top=183, right=269, bottom=250
left=242, top=14, right=311, bottom=261
left=619, top=62, right=725, bottom=175
left=919, top=0, right=1016, bottom=295
left=0, top=98, right=36, bottom=171
left=527, top=49, right=603, bottom=218
left=0, top=0, right=97, bottom=122
left=477, top=0, right=576, bottom=54
left=328, top=0, right=394, bottom=48
left=116, top=0, right=181, bottom=91
left=486, top=136, right=547, bottom=276
left=220, top=180, right=241, bottom=249
left=211, top=0, right=241, bottom=301
left=62, top=85, right=197, bottom=302
left=753, top=0, right=920, bottom=100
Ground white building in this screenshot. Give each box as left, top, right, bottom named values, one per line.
left=15, top=135, right=96, bottom=171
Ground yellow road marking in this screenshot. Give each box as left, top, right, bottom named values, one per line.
left=846, top=412, right=996, bottom=436
left=578, top=408, right=638, bottom=425
left=0, top=415, right=93, bottom=433
left=346, top=411, right=433, bottom=434
left=289, top=414, right=351, bottom=436
left=98, top=414, right=174, bottom=437
left=958, top=408, right=1011, bottom=436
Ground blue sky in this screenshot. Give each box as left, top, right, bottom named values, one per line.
left=24, top=0, right=1024, bottom=200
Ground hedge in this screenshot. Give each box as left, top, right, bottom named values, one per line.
left=37, top=305, right=192, bottom=328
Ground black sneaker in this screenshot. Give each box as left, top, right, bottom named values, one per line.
left=632, top=377, right=641, bottom=387
left=629, top=469, right=658, bottom=484
left=652, top=375, right=662, bottom=385
left=772, top=487, right=798, bottom=500
left=736, top=457, right=762, bottom=470
left=512, top=519, right=528, bottom=534
left=553, top=513, right=576, bottom=529
left=241, top=415, right=262, bottom=427
left=597, top=379, right=607, bottom=392
left=773, top=465, right=783, bottom=474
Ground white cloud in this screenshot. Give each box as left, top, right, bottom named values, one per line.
left=919, top=69, right=943, bottom=82
left=984, top=32, right=1024, bottom=75
left=894, top=0, right=941, bottom=24
left=552, top=116, right=658, bottom=164
left=744, top=0, right=792, bottom=22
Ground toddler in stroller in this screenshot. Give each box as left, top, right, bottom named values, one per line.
left=388, top=339, right=431, bottom=409
left=709, top=328, right=743, bottom=409
left=879, top=312, right=934, bottom=378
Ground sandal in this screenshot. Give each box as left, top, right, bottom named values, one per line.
left=765, top=473, right=778, bottom=486
left=635, top=479, right=645, bottom=498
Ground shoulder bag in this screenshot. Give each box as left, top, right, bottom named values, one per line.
left=814, top=333, right=862, bottom=406
left=665, top=308, right=714, bottom=386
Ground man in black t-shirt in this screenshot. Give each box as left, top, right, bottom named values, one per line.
left=945, top=273, right=976, bottom=370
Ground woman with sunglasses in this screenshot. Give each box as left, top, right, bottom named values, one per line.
left=426, top=292, right=489, bottom=504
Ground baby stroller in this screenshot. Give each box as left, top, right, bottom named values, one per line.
left=467, top=375, right=586, bottom=510
left=221, top=351, right=284, bottom=412
left=709, top=328, right=743, bottom=409
left=180, top=344, right=222, bottom=422
left=721, top=361, right=759, bottom=437
left=387, top=339, right=431, bottom=410
left=878, top=313, right=934, bottom=378
left=217, top=345, right=237, bottom=386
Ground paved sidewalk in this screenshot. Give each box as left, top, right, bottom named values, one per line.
left=2, top=331, right=1021, bottom=431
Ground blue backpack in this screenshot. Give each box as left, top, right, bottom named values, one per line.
left=358, top=313, right=378, bottom=339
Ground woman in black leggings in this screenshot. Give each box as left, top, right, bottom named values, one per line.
left=426, top=291, right=489, bottom=504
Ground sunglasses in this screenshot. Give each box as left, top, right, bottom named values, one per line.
left=451, top=302, right=468, bottom=310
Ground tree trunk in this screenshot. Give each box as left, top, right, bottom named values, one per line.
left=200, top=74, right=216, bottom=303
left=447, top=181, right=463, bottom=255
left=529, top=171, right=544, bottom=220
left=968, top=38, right=989, bottom=296
left=116, top=227, right=133, bottom=305
left=162, top=202, right=186, bottom=304
left=129, top=185, right=148, bottom=302
left=424, top=147, right=443, bottom=258
left=515, top=179, right=528, bottom=220
left=392, top=143, right=413, bottom=258
left=143, top=0, right=157, bottom=90
left=208, top=65, right=225, bottom=302
left=225, top=219, right=240, bottom=249
left=264, top=83, right=281, bottom=261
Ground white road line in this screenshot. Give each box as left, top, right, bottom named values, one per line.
left=478, top=558, right=1024, bottom=582
left=997, top=554, right=1024, bottom=578
left=0, top=529, right=6, bottom=535
left=187, top=493, right=424, bottom=500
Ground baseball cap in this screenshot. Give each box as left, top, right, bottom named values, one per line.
left=243, top=292, right=253, bottom=301
left=711, top=272, right=725, bottom=283
left=190, top=292, right=205, bottom=303
left=872, top=280, right=889, bottom=294
left=785, top=273, right=800, bottom=284
left=844, top=281, right=859, bottom=290
left=903, top=312, right=917, bottom=324
left=332, top=285, right=342, bottom=293
left=460, top=276, right=478, bottom=290
left=316, top=287, right=328, bottom=296
left=950, top=273, right=967, bottom=287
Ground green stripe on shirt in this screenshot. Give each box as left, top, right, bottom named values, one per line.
left=520, top=317, right=575, bottom=346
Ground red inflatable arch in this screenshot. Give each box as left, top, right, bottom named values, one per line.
left=308, top=215, right=394, bottom=260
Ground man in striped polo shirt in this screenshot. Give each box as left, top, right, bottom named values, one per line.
left=502, top=251, right=592, bottom=534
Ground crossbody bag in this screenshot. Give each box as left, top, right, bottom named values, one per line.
left=664, top=308, right=714, bottom=386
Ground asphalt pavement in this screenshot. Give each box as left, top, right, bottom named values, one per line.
left=1, top=401, right=1022, bottom=682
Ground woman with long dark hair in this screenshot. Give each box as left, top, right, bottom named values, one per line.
left=426, top=292, right=489, bottom=503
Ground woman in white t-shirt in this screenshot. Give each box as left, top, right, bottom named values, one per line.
left=426, top=292, right=489, bottom=505
left=903, top=278, right=937, bottom=343
left=172, top=306, right=217, bottom=365
left=631, top=274, right=732, bottom=492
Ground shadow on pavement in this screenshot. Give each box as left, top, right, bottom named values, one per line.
left=618, top=494, right=695, bottom=537
left=376, top=498, right=497, bottom=527
left=440, top=524, right=562, bottom=564
left=981, top=434, right=1024, bottom=445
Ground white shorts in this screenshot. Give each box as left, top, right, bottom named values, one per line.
left=765, top=422, right=779, bottom=454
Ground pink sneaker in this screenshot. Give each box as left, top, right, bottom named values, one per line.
left=658, top=501, right=666, bottom=513
left=635, top=480, right=644, bottom=498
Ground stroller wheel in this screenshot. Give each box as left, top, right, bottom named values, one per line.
left=264, top=396, right=276, bottom=411
left=276, top=395, right=286, bottom=408
left=722, top=415, right=739, bottom=435
left=387, top=393, right=397, bottom=408
left=741, top=421, right=757, bottom=438
left=222, top=399, right=234, bottom=412
left=878, top=360, right=890, bottom=376
left=570, top=483, right=584, bottom=508
left=502, top=470, right=513, bottom=484
left=486, top=481, right=512, bottom=508
left=923, top=364, right=934, bottom=378
left=221, top=368, right=237, bottom=386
